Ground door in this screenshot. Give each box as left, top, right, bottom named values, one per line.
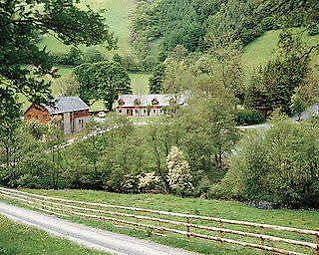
left=63, top=112, right=71, bottom=134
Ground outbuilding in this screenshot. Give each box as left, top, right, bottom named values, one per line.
left=24, top=96, right=90, bottom=134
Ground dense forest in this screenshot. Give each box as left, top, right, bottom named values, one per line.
left=132, top=0, right=319, bottom=59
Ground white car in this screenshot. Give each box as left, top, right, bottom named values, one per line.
left=97, top=111, right=106, bottom=118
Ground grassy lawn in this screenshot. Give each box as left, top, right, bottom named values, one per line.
left=13, top=189, right=319, bottom=255
left=0, top=215, right=104, bottom=255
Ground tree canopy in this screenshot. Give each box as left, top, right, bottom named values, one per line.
left=74, top=61, right=132, bottom=111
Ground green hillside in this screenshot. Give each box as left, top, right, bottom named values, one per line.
left=41, top=0, right=137, bottom=54
left=242, top=29, right=319, bottom=77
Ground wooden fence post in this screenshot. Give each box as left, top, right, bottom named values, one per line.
left=316, top=228, right=319, bottom=255
left=186, top=217, right=190, bottom=238
left=260, top=226, right=265, bottom=255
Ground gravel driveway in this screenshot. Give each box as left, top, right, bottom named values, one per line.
left=0, top=202, right=199, bottom=255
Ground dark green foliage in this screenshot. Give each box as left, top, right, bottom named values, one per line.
left=205, top=0, right=264, bottom=48
left=74, top=61, right=132, bottom=111
left=64, top=116, right=158, bottom=193
left=65, top=47, right=83, bottom=66
left=0, top=121, right=65, bottom=189
left=132, top=0, right=207, bottom=54
left=133, top=0, right=319, bottom=60
left=214, top=118, right=319, bottom=208
left=261, top=0, right=319, bottom=30
left=235, top=108, right=266, bottom=125
left=149, top=64, right=165, bottom=94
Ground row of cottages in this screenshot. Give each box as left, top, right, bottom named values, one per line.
left=24, top=97, right=90, bottom=134
left=116, top=94, right=187, bottom=117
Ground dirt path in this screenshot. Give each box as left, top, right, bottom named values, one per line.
left=0, top=202, right=199, bottom=255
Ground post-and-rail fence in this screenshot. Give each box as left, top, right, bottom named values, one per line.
left=0, top=187, right=318, bottom=255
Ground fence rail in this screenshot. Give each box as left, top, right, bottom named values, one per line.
left=0, top=187, right=318, bottom=255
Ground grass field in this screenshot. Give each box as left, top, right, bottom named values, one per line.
left=14, top=189, right=319, bottom=255
left=0, top=215, right=104, bottom=255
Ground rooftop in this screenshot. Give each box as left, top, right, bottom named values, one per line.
left=117, top=94, right=188, bottom=108
left=44, top=97, right=89, bottom=115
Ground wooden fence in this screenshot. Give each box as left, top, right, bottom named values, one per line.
left=0, top=187, right=318, bottom=255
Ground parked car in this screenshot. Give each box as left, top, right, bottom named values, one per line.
left=98, top=111, right=106, bottom=118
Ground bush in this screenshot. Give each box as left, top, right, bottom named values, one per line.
left=235, top=108, right=266, bottom=125
left=167, top=146, right=194, bottom=196
left=214, top=119, right=319, bottom=208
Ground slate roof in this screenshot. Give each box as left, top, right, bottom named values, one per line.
left=117, top=94, right=188, bottom=108
left=44, top=97, right=89, bottom=115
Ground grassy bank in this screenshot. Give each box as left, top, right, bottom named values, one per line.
left=0, top=215, right=104, bottom=255
left=14, top=189, right=319, bottom=255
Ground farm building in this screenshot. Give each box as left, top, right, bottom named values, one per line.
left=116, top=94, right=188, bottom=117
left=24, top=97, right=90, bottom=134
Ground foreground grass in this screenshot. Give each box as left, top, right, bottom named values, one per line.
left=0, top=215, right=104, bottom=255
left=18, top=189, right=319, bottom=255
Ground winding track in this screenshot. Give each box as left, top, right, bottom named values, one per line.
left=0, top=202, right=199, bottom=255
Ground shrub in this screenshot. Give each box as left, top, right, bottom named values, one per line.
left=138, top=172, right=162, bottom=193
left=214, top=119, right=319, bottom=208
left=167, top=146, right=194, bottom=196
left=235, top=108, right=266, bottom=125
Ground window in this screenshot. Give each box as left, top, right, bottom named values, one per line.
left=79, top=119, right=84, bottom=128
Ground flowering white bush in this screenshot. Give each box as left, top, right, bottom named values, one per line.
left=138, top=172, right=161, bottom=192
left=167, top=146, right=193, bottom=196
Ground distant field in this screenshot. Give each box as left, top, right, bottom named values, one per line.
left=0, top=215, right=103, bottom=255
left=16, top=189, right=319, bottom=255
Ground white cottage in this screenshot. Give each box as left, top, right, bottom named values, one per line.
left=116, top=94, right=187, bottom=117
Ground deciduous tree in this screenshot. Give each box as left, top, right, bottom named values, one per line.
left=75, top=61, right=132, bottom=111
